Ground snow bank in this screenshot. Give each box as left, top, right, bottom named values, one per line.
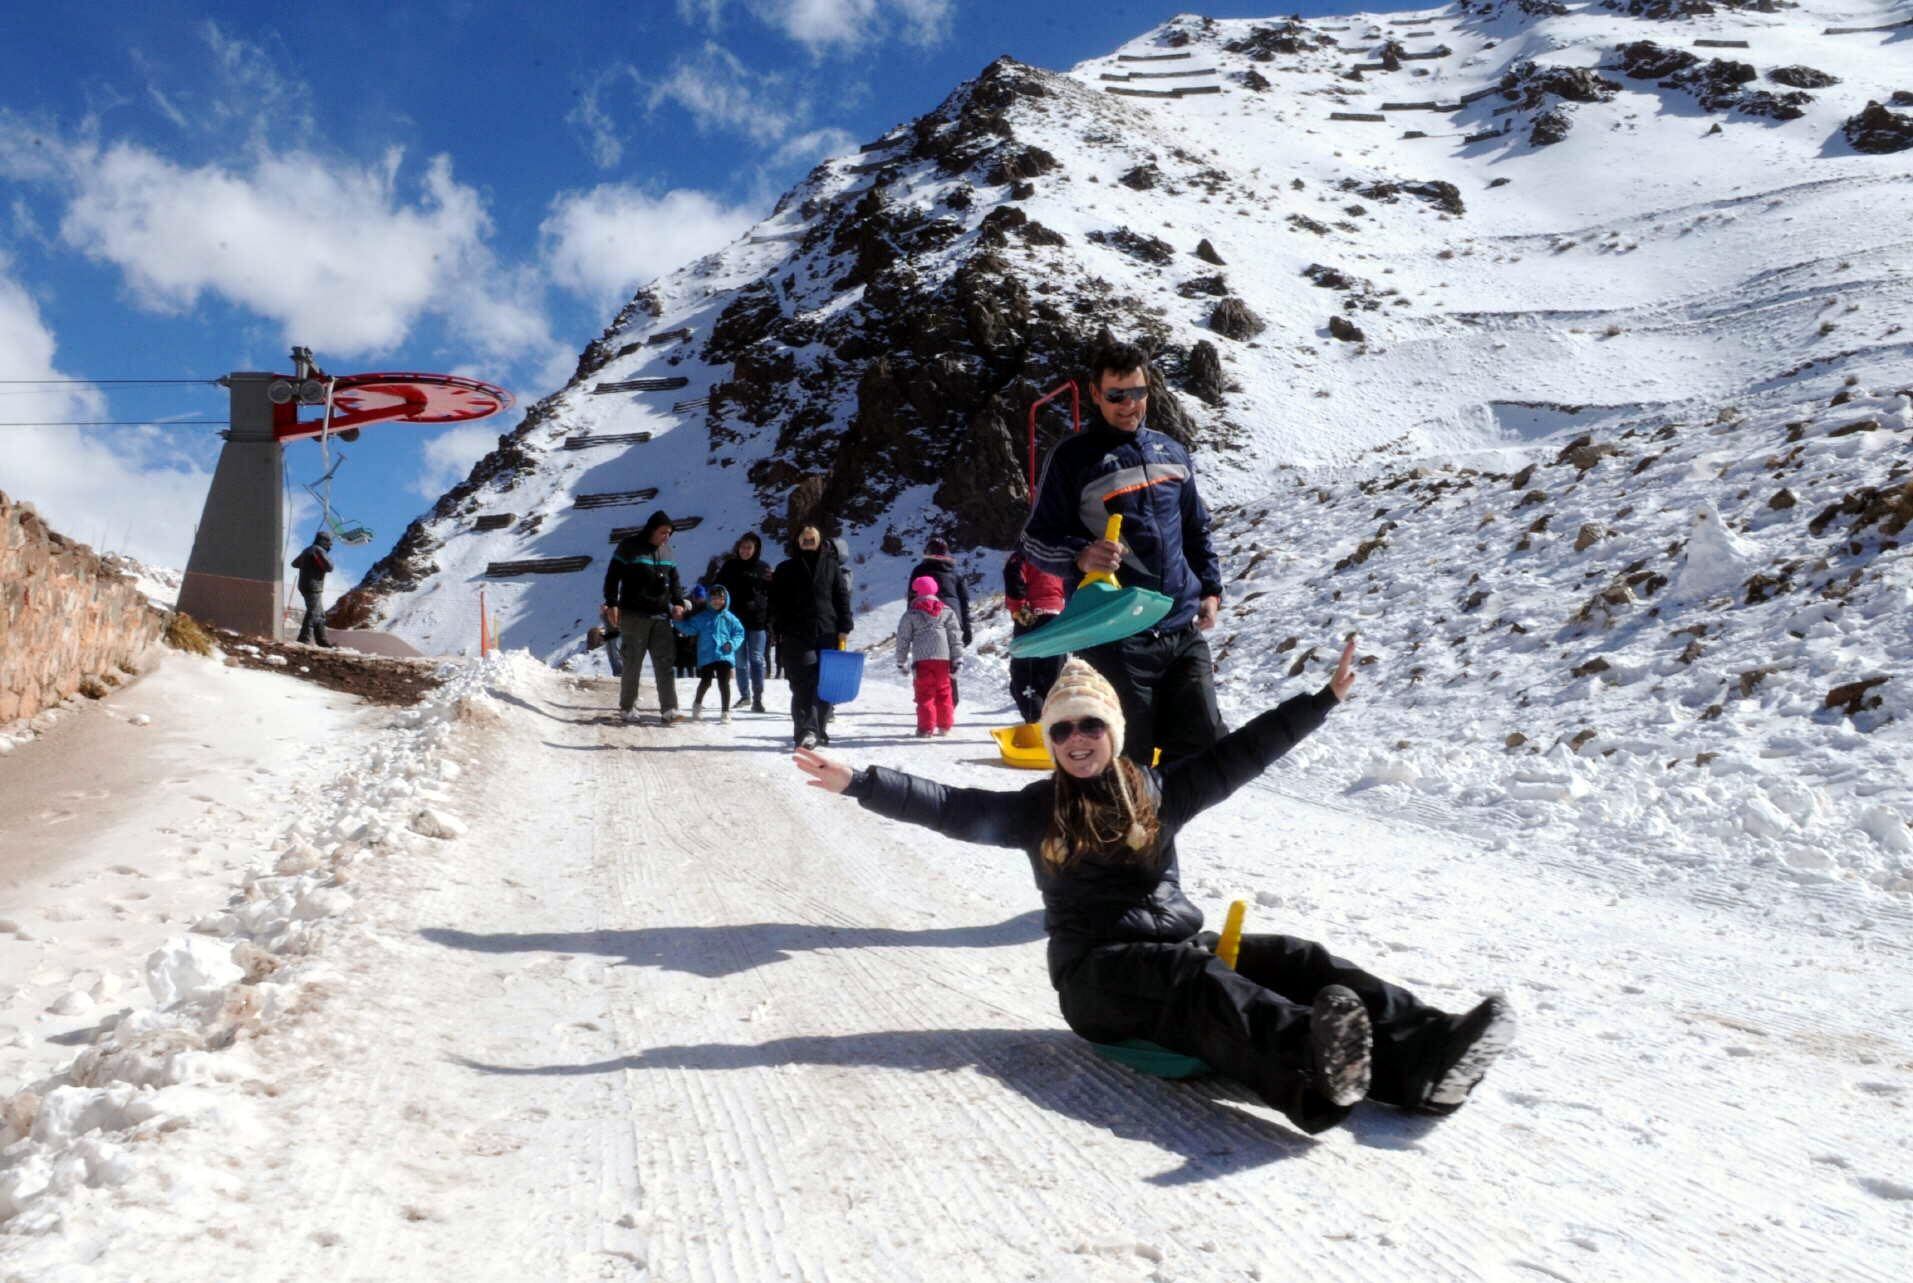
left=0, top=652, right=519, bottom=1235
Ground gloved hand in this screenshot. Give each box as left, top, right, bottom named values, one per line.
left=836, top=634, right=849, bottom=649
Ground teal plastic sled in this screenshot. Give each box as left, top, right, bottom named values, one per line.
left=1008, top=515, right=1173, bottom=660
left=1089, top=1038, right=1214, bottom=1079
left=1007, top=579, right=1174, bottom=659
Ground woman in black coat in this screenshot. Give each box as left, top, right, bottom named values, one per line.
left=771, top=525, right=853, bottom=749
left=795, top=639, right=1513, bottom=1134
left=717, top=532, right=775, bottom=714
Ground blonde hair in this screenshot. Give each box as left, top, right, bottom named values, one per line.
left=1039, top=757, right=1161, bottom=870
left=797, top=525, right=822, bottom=550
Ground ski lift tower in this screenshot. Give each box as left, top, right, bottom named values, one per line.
left=175, top=348, right=512, bottom=639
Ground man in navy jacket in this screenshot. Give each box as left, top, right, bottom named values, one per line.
left=1019, top=341, right=1225, bottom=764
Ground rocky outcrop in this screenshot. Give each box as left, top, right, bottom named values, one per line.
left=1342, top=178, right=1466, bottom=217
left=1768, top=65, right=1839, bottom=90
left=1844, top=102, right=1913, bottom=154
left=1209, top=297, right=1267, bottom=341
left=1496, top=62, right=1620, bottom=145
left=1185, top=341, right=1225, bottom=405
left=0, top=491, right=166, bottom=726
left=1617, top=44, right=1815, bottom=120
left=1604, top=0, right=1793, bottom=16
left=1224, top=20, right=1333, bottom=60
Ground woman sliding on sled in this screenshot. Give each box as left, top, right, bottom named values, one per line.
left=793, top=637, right=1513, bottom=1135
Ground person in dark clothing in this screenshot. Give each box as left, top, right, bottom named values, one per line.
left=770, top=524, right=853, bottom=749
left=908, top=537, right=973, bottom=647
left=603, top=511, right=689, bottom=725
left=907, top=535, right=971, bottom=709
left=1020, top=340, right=1226, bottom=766
left=1004, top=548, right=1066, bottom=723
left=716, top=532, right=775, bottom=714
left=291, top=530, right=335, bottom=647
left=794, top=639, right=1514, bottom=1136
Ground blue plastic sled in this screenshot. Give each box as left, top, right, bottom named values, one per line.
left=1089, top=1038, right=1214, bottom=1079
left=816, top=649, right=865, bottom=704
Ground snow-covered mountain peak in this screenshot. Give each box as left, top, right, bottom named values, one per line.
left=334, top=7, right=1910, bottom=876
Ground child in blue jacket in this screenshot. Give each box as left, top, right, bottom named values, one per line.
left=675, top=584, right=747, bottom=722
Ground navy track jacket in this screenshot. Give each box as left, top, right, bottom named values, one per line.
left=1019, top=421, right=1223, bottom=632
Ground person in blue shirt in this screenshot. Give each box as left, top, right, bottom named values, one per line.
left=675, top=583, right=747, bottom=723
left=1020, top=340, right=1225, bottom=765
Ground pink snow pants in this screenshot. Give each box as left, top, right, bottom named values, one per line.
left=913, top=660, right=955, bottom=734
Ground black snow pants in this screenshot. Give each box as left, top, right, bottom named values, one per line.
left=1008, top=619, right=1063, bottom=724
left=1054, top=932, right=1457, bottom=1131
left=296, top=587, right=329, bottom=646
left=785, top=636, right=834, bottom=745
left=1081, top=622, right=1225, bottom=766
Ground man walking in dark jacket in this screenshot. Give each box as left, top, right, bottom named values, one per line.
left=603, top=510, right=689, bottom=725
left=716, top=531, right=775, bottom=714
left=907, top=537, right=973, bottom=647
left=770, top=524, right=853, bottom=749
left=1020, top=340, right=1225, bottom=765
left=291, top=530, right=335, bottom=647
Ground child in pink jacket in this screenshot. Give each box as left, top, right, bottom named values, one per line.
left=896, top=574, right=963, bottom=737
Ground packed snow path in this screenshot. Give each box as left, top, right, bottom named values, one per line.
left=7, top=660, right=1909, bottom=1281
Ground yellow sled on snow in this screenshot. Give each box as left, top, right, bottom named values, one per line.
left=991, top=722, right=1159, bottom=770
left=990, top=723, right=1054, bottom=770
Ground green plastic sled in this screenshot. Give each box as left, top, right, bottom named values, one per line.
left=1089, top=1038, right=1214, bottom=1079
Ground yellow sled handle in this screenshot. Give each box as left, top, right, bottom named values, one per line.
left=1079, top=514, right=1124, bottom=589
left=1217, top=899, right=1247, bottom=971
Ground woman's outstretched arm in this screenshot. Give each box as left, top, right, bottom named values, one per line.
left=1159, top=636, right=1361, bottom=826
left=795, top=749, right=1037, bottom=850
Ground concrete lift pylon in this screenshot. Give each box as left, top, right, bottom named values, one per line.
left=174, top=347, right=512, bottom=640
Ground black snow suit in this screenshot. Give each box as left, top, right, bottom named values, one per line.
left=846, top=686, right=1457, bottom=1132
left=771, top=543, right=853, bottom=744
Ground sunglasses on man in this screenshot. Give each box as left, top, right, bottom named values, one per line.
left=1048, top=717, right=1109, bottom=744
left=1098, top=386, right=1149, bottom=404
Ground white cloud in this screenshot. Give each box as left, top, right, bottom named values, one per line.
left=676, top=0, right=727, bottom=31
left=58, top=143, right=498, bottom=356
left=649, top=44, right=805, bottom=144
left=540, top=184, right=758, bottom=306
left=733, top=0, right=955, bottom=53
left=412, top=423, right=501, bottom=501
left=566, top=64, right=643, bottom=170
left=772, top=127, right=858, bottom=168
left=0, top=264, right=212, bottom=571
left=39, top=139, right=567, bottom=382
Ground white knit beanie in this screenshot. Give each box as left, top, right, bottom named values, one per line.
left=1040, top=658, right=1126, bottom=751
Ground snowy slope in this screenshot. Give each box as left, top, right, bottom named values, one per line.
left=6, top=662, right=1909, bottom=1279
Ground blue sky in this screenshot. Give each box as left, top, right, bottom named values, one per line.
left=0, top=0, right=1372, bottom=586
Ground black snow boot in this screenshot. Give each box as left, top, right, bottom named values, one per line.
left=1412, top=995, right=1516, bottom=1116
left=1309, top=985, right=1373, bottom=1108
